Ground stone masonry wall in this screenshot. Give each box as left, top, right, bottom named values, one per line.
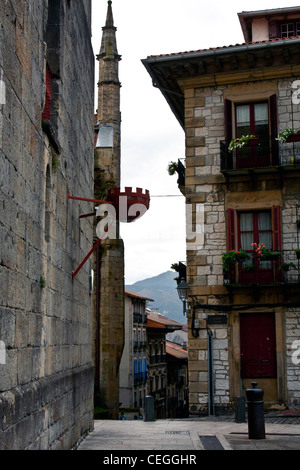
left=186, top=77, right=300, bottom=412
left=0, top=0, right=95, bottom=449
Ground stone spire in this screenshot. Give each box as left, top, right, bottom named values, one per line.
left=98, top=0, right=121, bottom=80
left=96, top=0, right=121, bottom=185
left=104, top=0, right=114, bottom=29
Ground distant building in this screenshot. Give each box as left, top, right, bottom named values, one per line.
left=119, top=290, right=153, bottom=412
left=166, top=341, right=189, bottom=418
left=147, top=310, right=184, bottom=418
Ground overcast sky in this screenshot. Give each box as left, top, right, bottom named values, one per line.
left=91, top=0, right=300, bottom=285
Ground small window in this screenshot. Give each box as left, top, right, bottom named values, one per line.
left=42, top=63, right=52, bottom=121
left=281, top=23, right=294, bottom=37
left=235, top=102, right=269, bottom=139
left=236, top=208, right=282, bottom=283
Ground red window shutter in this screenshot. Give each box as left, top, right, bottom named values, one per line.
left=224, top=99, right=232, bottom=142
left=42, top=63, right=52, bottom=121
left=270, top=94, right=279, bottom=165
left=272, top=205, right=282, bottom=250
left=227, top=208, right=235, bottom=250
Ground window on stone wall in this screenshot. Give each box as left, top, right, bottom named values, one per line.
left=42, top=0, right=61, bottom=156
left=224, top=95, right=278, bottom=169
left=227, top=206, right=282, bottom=284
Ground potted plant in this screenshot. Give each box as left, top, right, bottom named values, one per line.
left=222, top=250, right=250, bottom=272
left=294, top=248, right=300, bottom=259
left=228, top=134, right=258, bottom=153
left=251, top=242, right=281, bottom=260
left=244, top=264, right=256, bottom=272
left=167, top=161, right=179, bottom=175
left=277, top=128, right=300, bottom=143
left=279, top=262, right=297, bottom=271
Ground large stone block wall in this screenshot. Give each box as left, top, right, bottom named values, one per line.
left=0, top=0, right=95, bottom=449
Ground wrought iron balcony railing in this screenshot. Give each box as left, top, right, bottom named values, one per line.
left=220, top=136, right=300, bottom=172
left=223, top=249, right=300, bottom=285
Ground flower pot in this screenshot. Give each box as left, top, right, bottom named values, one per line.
left=247, top=137, right=259, bottom=146
left=262, top=253, right=281, bottom=261
left=286, top=134, right=300, bottom=142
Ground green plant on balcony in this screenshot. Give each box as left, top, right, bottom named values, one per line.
left=276, top=128, right=300, bottom=143
left=222, top=250, right=250, bottom=271
left=244, top=264, right=256, bottom=272
left=251, top=242, right=281, bottom=260
left=228, top=134, right=256, bottom=153
left=279, top=262, right=297, bottom=271
left=167, top=161, right=179, bottom=175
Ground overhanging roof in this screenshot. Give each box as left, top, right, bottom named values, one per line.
left=142, top=36, right=300, bottom=128
left=125, top=289, right=154, bottom=302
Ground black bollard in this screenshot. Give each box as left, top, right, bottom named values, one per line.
left=246, top=382, right=266, bottom=439
left=235, top=396, right=246, bottom=423
left=144, top=395, right=155, bottom=422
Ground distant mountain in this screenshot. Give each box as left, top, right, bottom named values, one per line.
left=125, top=271, right=187, bottom=324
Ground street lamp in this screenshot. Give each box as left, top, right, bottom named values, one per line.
left=176, top=278, right=189, bottom=315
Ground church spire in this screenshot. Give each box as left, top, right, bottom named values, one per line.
left=96, top=0, right=121, bottom=183
left=105, top=0, right=114, bottom=29
left=99, top=0, right=120, bottom=60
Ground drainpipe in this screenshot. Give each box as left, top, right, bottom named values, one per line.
left=207, top=328, right=215, bottom=416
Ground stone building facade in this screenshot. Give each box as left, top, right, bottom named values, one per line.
left=143, top=7, right=300, bottom=414
left=147, top=310, right=184, bottom=418
left=119, top=290, right=152, bottom=412
left=0, top=0, right=95, bottom=449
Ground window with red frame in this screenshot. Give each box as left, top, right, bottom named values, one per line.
left=224, top=95, right=279, bottom=168
left=227, top=207, right=282, bottom=284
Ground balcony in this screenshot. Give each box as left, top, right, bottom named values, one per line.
left=133, top=341, right=147, bottom=352
left=223, top=249, right=300, bottom=286
left=134, top=372, right=147, bottom=385
left=133, top=312, right=146, bottom=324
left=150, top=354, right=167, bottom=365
left=220, top=137, right=300, bottom=175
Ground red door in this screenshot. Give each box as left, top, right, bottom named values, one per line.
left=240, top=313, right=277, bottom=378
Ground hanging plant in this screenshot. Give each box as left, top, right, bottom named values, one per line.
left=251, top=242, right=281, bottom=260
left=279, top=262, right=297, bottom=271
left=222, top=250, right=250, bottom=271
left=167, top=161, right=179, bottom=175
left=228, top=135, right=257, bottom=153
left=276, top=128, right=300, bottom=143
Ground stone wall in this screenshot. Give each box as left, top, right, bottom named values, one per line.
left=286, top=309, right=300, bottom=406
left=0, top=0, right=95, bottom=449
